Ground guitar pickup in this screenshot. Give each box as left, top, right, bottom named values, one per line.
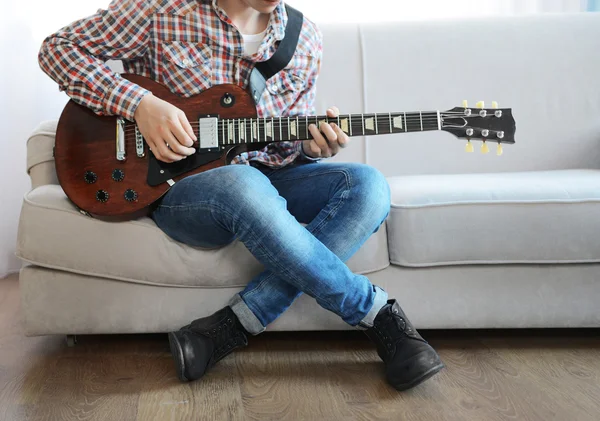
left=135, top=126, right=145, bottom=158
left=198, top=116, right=219, bottom=150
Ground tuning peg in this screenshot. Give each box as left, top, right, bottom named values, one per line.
left=492, top=101, right=499, bottom=109
left=465, top=140, right=474, bottom=153
left=462, top=100, right=468, bottom=108
left=481, top=141, right=490, bottom=154
left=496, top=143, right=503, bottom=156
left=476, top=101, right=485, bottom=109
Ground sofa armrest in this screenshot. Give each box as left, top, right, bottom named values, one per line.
left=26, top=121, right=59, bottom=188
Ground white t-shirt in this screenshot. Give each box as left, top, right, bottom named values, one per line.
left=241, top=28, right=267, bottom=56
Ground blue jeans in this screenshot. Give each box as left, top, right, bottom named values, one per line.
left=151, top=161, right=391, bottom=335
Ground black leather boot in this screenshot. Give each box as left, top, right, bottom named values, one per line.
left=365, top=299, right=444, bottom=391
left=168, top=306, right=248, bottom=382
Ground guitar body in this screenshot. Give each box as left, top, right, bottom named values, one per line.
left=55, top=74, right=258, bottom=220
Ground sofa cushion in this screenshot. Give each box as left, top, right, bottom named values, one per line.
left=387, top=169, right=600, bottom=267
left=16, top=185, right=389, bottom=288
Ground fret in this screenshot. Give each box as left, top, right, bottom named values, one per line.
left=406, top=112, right=422, bottom=132
left=389, top=113, right=393, bottom=134
left=227, top=120, right=233, bottom=144
left=287, top=117, right=291, bottom=140
left=271, top=117, right=275, bottom=141
left=221, top=120, right=225, bottom=145
left=263, top=118, right=267, bottom=142
left=318, top=116, right=327, bottom=132
left=279, top=117, right=282, bottom=141
left=225, top=119, right=229, bottom=144
left=305, top=116, right=308, bottom=139
left=349, top=114, right=352, bottom=136
left=420, top=112, right=423, bottom=131
left=375, top=113, right=378, bottom=134
left=253, top=118, right=258, bottom=142
left=405, top=113, right=414, bottom=132
left=265, top=118, right=273, bottom=141
left=240, top=119, right=245, bottom=143
left=361, top=113, right=365, bottom=135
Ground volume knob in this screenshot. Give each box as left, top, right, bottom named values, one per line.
left=84, top=171, right=97, bottom=184
left=96, top=190, right=109, bottom=203
left=124, top=189, right=138, bottom=202
left=112, top=169, right=125, bottom=182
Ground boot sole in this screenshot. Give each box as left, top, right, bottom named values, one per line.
left=168, top=332, right=189, bottom=382
left=389, top=361, right=445, bottom=391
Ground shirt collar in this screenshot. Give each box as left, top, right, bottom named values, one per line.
left=210, top=0, right=287, bottom=41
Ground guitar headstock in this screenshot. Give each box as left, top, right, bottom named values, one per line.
left=441, top=101, right=516, bottom=155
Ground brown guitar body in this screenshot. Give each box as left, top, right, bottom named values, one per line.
left=55, top=74, right=258, bottom=221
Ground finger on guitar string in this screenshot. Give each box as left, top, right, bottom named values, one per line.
left=177, top=111, right=197, bottom=145
left=308, top=123, right=332, bottom=157
left=148, top=134, right=185, bottom=163
left=167, top=118, right=197, bottom=155
left=327, top=106, right=340, bottom=117
left=319, top=121, right=340, bottom=156
left=162, top=129, right=195, bottom=158
left=332, top=123, right=348, bottom=149
left=305, top=136, right=323, bottom=157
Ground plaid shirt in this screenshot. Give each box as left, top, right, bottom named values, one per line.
left=39, top=0, right=323, bottom=167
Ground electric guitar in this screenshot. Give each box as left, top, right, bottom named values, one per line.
left=54, top=74, right=516, bottom=220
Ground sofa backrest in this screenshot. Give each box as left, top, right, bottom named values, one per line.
left=315, top=12, right=600, bottom=176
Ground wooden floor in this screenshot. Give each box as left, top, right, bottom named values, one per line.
left=1, top=274, right=599, bottom=421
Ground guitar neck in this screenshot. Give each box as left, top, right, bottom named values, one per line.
left=217, top=111, right=440, bottom=145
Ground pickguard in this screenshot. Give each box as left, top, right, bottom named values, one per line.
left=147, top=150, right=223, bottom=186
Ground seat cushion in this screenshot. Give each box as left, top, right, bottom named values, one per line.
left=387, top=169, right=600, bottom=267
left=16, top=185, right=389, bottom=288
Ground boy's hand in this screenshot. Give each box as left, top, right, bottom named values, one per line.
left=134, top=93, right=197, bottom=163
left=302, top=106, right=349, bottom=158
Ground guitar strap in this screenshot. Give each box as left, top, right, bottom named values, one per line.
left=248, top=4, right=303, bottom=105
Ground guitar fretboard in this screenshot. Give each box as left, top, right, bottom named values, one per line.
left=216, top=112, right=440, bottom=145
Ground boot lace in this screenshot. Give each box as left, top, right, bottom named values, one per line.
left=205, top=316, right=243, bottom=361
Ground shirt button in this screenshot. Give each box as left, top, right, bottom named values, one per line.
left=182, top=59, right=191, bottom=66
left=272, top=85, right=278, bottom=92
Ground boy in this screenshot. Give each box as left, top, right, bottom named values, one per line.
left=39, top=0, right=444, bottom=391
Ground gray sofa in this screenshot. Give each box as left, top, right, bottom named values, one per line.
left=17, top=13, right=600, bottom=337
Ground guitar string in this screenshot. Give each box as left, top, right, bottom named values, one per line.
left=120, top=111, right=474, bottom=133
left=122, top=111, right=469, bottom=125
left=121, top=116, right=448, bottom=135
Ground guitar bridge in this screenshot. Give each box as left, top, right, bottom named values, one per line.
left=116, top=118, right=126, bottom=161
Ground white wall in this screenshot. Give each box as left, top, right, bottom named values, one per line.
left=0, top=0, right=587, bottom=278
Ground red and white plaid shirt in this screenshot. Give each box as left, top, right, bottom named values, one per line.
left=39, top=0, right=323, bottom=167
